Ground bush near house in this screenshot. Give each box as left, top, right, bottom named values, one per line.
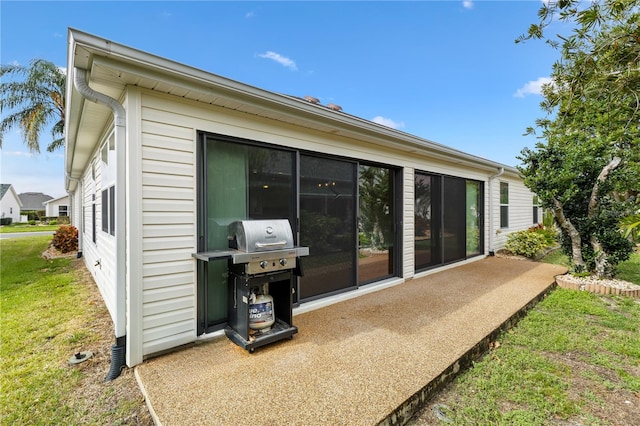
left=0, top=218, right=12, bottom=226
left=51, top=225, right=78, bottom=253
left=505, top=225, right=558, bottom=259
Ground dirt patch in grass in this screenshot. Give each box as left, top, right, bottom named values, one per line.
left=66, top=259, right=153, bottom=425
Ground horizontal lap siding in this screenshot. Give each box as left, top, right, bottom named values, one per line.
left=80, top=155, right=119, bottom=325
left=403, top=168, right=415, bottom=278
left=494, top=177, right=535, bottom=249
left=140, top=99, right=197, bottom=356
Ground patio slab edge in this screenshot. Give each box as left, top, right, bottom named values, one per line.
left=378, top=280, right=558, bottom=426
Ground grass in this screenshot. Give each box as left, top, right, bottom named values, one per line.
left=0, top=223, right=60, bottom=233
left=616, top=252, right=640, bottom=284
left=0, top=236, right=150, bottom=425
left=1, top=236, right=81, bottom=423
left=410, top=248, right=640, bottom=425
left=414, top=288, right=640, bottom=425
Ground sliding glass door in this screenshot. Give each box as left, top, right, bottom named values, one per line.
left=299, top=155, right=357, bottom=300
left=414, top=174, right=441, bottom=269
left=199, top=136, right=294, bottom=331
left=415, top=172, right=483, bottom=271
left=358, top=165, right=396, bottom=284
left=197, top=133, right=401, bottom=330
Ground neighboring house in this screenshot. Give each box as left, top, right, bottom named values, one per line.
left=65, top=29, right=541, bottom=368
left=43, top=195, right=70, bottom=217
left=18, top=192, right=53, bottom=213
left=0, top=184, right=23, bottom=223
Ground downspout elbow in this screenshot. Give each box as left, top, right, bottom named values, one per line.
left=73, top=68, right=125, bottom=126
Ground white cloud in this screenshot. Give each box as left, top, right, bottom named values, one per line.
left=462, top=1, right=474, bottom=9
left=514, top=77, right=553, bottom=98
left=371, top=116, right=405, bottom=129
left=245, top=11, right=255, bottom=19
left=258, top=51, right=297, bottom=71
left=3, top=151, right=34, bottom=157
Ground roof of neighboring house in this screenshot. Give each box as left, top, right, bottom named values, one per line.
left=43, top=194, right=70, bottom=205
left=0, top=184, right=23, bottom=207
left=0, top=184, right=11, bottom=200
left=18, top=192, right=53, bottom=210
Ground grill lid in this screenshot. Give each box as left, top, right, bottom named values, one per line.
left=228, top=219, right=294, bottom=253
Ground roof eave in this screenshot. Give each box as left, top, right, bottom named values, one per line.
left=65, top=28, right=520, bottom=186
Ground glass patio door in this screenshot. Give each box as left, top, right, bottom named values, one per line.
left=414, top=174, right=441, bottom=269
left=358, top=164, right=396, bottom=284
left=199, top=135, right=294, bottom=332
left=299, top=155, right=357, bottom=300
left=415, top=172, right=483, bottom=272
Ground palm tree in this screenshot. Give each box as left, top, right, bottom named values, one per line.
left=0, top=59, right=66, bottom=153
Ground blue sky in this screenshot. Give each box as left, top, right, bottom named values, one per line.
left=1, top=1, right=558, bottom=199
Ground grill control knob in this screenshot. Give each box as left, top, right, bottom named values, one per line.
left=279, top=258, right=287, bottom=267
left=259, top=261, right=268, bottom=269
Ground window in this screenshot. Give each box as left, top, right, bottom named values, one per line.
left=533, top=195, right=539, bottom=224
left=58, top=205, right=68, bottom=217
left=101, top=185, right=115, bottom=235
left=92, top=194, right=96, bottom=243
left=102, top=189, right=108, bottom=232
left=9, top=207, right=12, bottom=214
left=500, top=182, right=509, bottom=228
left=109, top=186, right=115, bottom=236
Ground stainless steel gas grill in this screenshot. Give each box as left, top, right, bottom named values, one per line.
left=194, top=219, right=308, bottom=352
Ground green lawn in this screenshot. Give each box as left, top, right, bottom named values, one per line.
left=409, top=249, right=640, bottom=425
left=0, top=236, right=149, bottom=425
left=0, top=223, right=60, bottom=233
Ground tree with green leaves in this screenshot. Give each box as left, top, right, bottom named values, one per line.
left=516, top=0, right=639, bottom=277
left=0, top=59, right=66, bottom=153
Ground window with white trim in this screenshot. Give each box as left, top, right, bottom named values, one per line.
left=100, top=132, right=116, bottom=236
left=500, top=182, right=509, bottom=228
left=533, top=195, right=539, bottom=224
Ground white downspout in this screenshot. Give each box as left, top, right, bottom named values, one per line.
left=73, top=68, right=127, bottom=344
left=488, top=167, right=504, bottom=255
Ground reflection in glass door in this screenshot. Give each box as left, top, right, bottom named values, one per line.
left=414, top=174, right=441, bottom=269
left=466, top=181, right=482, bottom=256
left=414, top=172, right=483, bottom=271
left=299, top=155, right=356, bottom=300
left=199, top=136, right=294, bottom=332
left=358, top=165, right=395, bottom=284
left=443, top=177, right=466, bottom=263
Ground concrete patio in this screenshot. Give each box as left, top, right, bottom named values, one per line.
left=135, top=257, right=567, bottom=425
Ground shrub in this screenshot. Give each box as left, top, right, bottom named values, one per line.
left=0, top=217, right=12, bottom=226
left=49, top=220, right=58, bottom=226
left=29, top=220, right=36, bottom=226
left=51, top=225, right=78, bottom=253
left=505, top=230, right=548, bottom=258
left=527, top=224, right=558, bottom=246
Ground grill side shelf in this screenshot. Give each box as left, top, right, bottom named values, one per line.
left=192, top=250, right=236, bottom=261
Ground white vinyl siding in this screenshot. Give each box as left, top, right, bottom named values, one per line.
left=80, top=147, right=118, bottom=326
left=139, top=98, right=197, bottom=356
left=493, top=178, right=538, bottom=250
left=402, top=167, right=415, bottom=279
